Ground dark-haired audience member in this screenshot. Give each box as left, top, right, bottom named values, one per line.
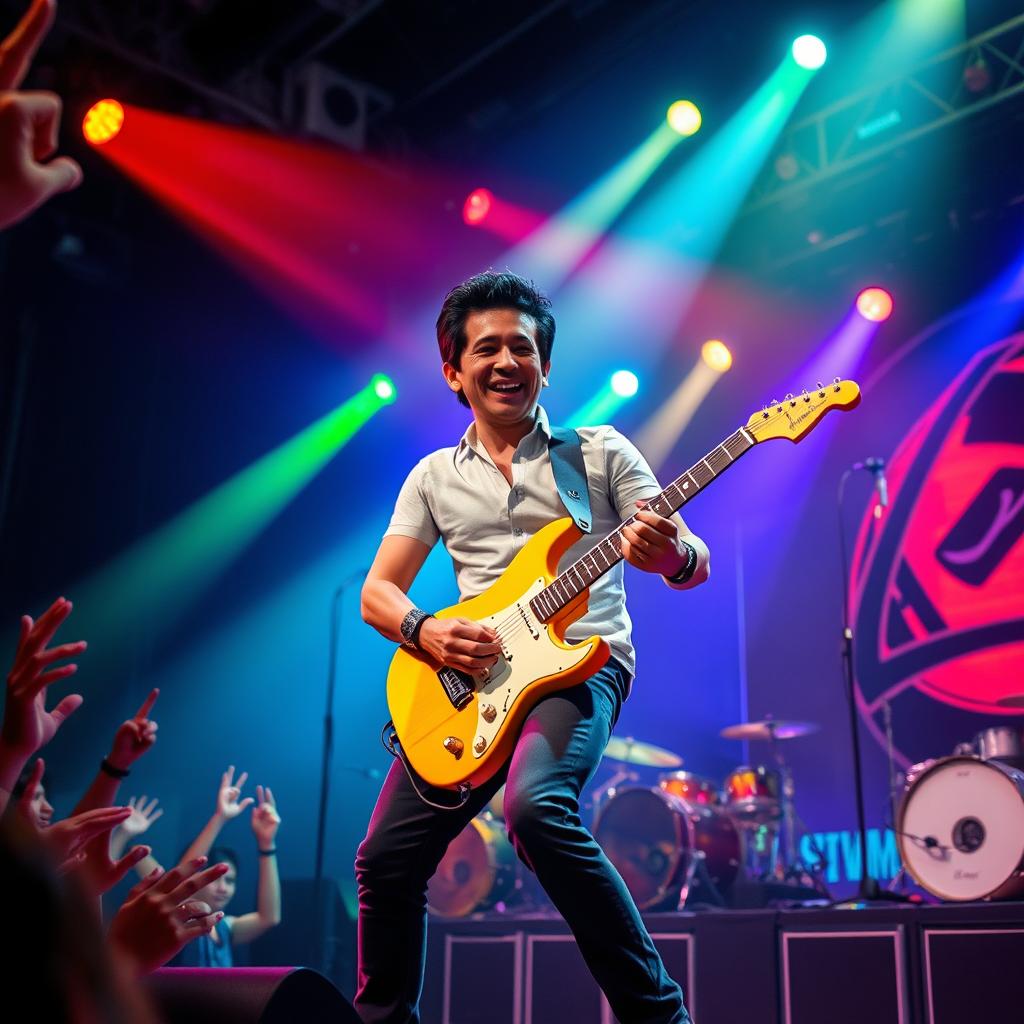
left=127, top=768, right=282, bottom=966
left=0, top=0, right=83, bottom=230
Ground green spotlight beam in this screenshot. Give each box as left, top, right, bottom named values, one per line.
left=552, top=55, right=817, bottom=378
left=68, top=377, right=394, bottom=666
left=506, top=122, right=683, bottom=292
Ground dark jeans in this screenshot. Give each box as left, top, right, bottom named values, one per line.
left=354, top=659, right=691, bottom=1024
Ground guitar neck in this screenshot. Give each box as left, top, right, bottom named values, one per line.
left=529, top=426, right=756, bottom=623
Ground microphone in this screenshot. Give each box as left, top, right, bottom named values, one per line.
left=853, top=456, right=888, bottom=512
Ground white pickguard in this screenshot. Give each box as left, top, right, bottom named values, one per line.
left=468, top=578, right=593, bottom=759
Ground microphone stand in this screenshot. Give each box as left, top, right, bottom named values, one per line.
left=313, top=570, right=368, bottom=972
left=837, top=467, right=909, bottom=902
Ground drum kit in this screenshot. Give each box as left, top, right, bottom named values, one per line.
left=427, top=716, right=829, bottom=918
left=895, top=723, right=1024, bottom=902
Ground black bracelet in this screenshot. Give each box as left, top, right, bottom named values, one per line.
left=258, top=847, right=278, bottom=857
left=100, top=757, right=130, bottom=779
left=666, top=541, right=698, bottom=585
left=400, top=607, right=433, bottom=650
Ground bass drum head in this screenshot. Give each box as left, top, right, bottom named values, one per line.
left=427, top=816, right=516, bottom=917
left=898, top=755, right=1024, bottom=902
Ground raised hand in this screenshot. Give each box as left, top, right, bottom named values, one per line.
left=118, top=795, right=163, bottom=839
left=107, top=857, right=229, bottom=976
left=250, top=785, right=280, bottom=850
left=2, top=597, right=85, bottom=760
left=0, top=0, right=83, bottom=230
left=44, top=804, right=131, bottom=868
left=107, top=689, right=159, bottom=771
left=216, top=765, right=254, bottom=820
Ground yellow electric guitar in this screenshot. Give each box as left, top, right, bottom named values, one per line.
left=387, top=379, right=861, bottom=790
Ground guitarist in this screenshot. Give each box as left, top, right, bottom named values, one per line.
left=356, top=271, right=709, bottom=1024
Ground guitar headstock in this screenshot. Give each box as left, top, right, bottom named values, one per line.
left=745, top=379, right=861, bottom=443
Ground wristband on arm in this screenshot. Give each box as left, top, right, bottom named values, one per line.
left=665, top=541, right=698, bottom=585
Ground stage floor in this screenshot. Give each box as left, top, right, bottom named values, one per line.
left=421, top=900, right=1024, bottom=1024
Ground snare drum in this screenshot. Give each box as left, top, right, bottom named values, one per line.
left=897, top=755, right=1024, bottom=902
left=594, top=787, right=740, bottom=910
left=723, top=765, right=781, bottom=822
left=427, top=815, right=517, bottom=917
left=659, top=771, right=720, bottom=806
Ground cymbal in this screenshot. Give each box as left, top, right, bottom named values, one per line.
left=996, top=694, right=1024, bottom=709
left=604, top=736, right=683, bottom=768
left=720, top=718, right=819, bottom=741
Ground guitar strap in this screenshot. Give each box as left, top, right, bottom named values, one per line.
left=547, top=426, right=593, bottom=533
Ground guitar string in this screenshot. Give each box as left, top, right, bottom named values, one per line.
left=470, top=403, right=815, bottom=638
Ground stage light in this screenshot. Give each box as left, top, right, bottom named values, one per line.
left=856, top=287, right=894, bottom=322
left=791, top=35, right=827, bottom=70
left=667, top=100, right=702, bottom=137
left=463, top=188, right=493, bottom=225
left=701, top=339, right=733, bottom=372
left=611, top=370, right=639, bottom=397
left=372, top=373, right=396, bottom=402
left=83, top=99, right=125, bottom=145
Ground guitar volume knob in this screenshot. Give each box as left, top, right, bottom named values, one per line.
left=474, top=735, right=487, bottom=754
left=481, top=703, right=497, bottom=723
left=443, top=737, right=464, bottom=758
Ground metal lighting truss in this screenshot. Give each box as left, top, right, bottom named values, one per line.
left=743, top=13, right=1024, bottom=214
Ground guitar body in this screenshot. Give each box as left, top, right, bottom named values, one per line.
left=386, top=517, right=610, bottom=790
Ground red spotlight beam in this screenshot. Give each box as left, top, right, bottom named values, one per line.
left=90, top=105, right=452, bottom=338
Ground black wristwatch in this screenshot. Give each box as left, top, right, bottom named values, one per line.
left=400, top=608, right=433, bottom=650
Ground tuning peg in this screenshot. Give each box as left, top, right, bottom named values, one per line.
left=786, top=392, right=796, bottom=407
left=832, top=376, right=841, bottom=392
left=817, top=381, right=825, bottom=397
left=802, top=388, right=811, bottom=402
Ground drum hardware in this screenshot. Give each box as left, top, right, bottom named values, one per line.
left=603, top=736, right=684, bottom=768
left=720, top=716, right=826, bottom=891
left=590, top=765, right=640, bottom=816
left=973, top=726, right=1024, bottom=770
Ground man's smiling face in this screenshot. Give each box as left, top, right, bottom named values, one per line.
left=443, top=308, right=550, bottom=429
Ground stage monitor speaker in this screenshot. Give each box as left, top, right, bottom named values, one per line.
left=781, top=928, right=907, bottom=1024
left=247, top=878, right=355, bottom=997
left=147, top=966, right=358, bottom=1024
left=924, top=926, right=1024, bottom=1024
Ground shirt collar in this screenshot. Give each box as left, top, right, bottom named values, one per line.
left=455, top=405, right=552, bottom=463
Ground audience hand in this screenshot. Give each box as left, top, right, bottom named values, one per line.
left=2, top=597, right=85, bottom=761
left=0, top=0, right=83, bottom=230
left=44, top=804, right=131, bottom=870
left=117, top=795, right=163, bottom=839
left=216, top=764, right=254, bottom=820
left=107, top=689, right=159, bottom=771
left=250, top=785, right=280, bottom=849
left=108, top=857, right=229, bottom=976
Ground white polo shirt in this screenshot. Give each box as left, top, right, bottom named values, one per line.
left=383, top=406, right=666, bottom=676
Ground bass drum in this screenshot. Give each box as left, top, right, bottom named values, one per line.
left=898, top=755, right=1024, bottom=901
left=427, top=816, right=518, bottom=917
left=594, top=787, right=740, bottom=910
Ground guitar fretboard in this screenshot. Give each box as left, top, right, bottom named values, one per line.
left=528, top=427, right=755, bottom=622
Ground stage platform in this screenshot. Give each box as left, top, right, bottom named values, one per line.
left=421, top=901, right=1024, bottom=1024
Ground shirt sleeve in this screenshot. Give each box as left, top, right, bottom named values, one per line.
left=602, top=427, right=663, bottom=518
left=382, top=456, right=441, bottom=548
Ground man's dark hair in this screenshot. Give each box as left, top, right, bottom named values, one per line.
left=436, top=270, right=555, bottom=408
